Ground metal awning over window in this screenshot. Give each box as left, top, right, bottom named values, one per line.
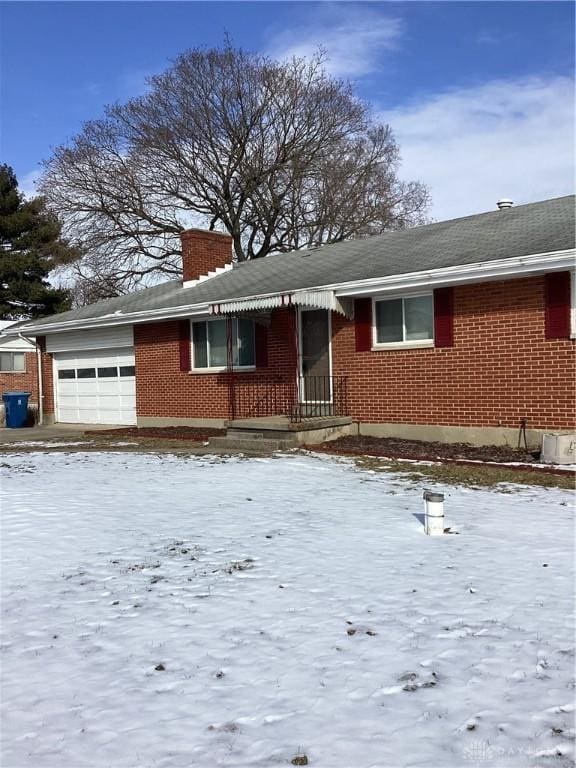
left=209, top=290, right=353, bottom=318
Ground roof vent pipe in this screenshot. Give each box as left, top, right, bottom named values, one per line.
left=496, top=198, right=514, bottom=210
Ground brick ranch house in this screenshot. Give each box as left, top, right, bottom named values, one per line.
left=4, top=195, right=575, bottom=446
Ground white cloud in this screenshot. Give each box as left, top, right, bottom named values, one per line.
left=383, top=76, right=575, bottom=220
left=266, top=4, right=402, bottom=77
left=19, top=169, right=42, bottom=200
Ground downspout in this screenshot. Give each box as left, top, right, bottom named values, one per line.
left=19, top=334, right=43, bottom=426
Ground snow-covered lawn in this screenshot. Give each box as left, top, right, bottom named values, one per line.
left=1, top=452, right=574, bottom=768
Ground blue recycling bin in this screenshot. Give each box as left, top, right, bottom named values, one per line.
left=3, top=391, right=31, bottom=429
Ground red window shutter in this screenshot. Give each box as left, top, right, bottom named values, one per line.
left=354, top=298, right=372, bottom=352
left=434, top=287, right=454, bottom=348
left=545, top=272, right=571, bottom=339
left=178, top=320, right=191, bottom=371
left=255, top=323, right=268, bottom=368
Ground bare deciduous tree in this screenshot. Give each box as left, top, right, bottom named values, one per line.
left=41, top=44, right=429, bottom=301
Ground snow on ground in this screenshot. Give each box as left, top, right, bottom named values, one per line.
left=3, top=441, right=140, bottom=448
left=1, top=451, right=574, bottom=768
left=4, top=441, right=95, bottom=447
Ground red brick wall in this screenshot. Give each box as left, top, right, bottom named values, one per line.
left=37, top=338, right=55, bottom=416
left=181, top=229, right=233, bottom=283
left=332, top=275, right=575, bottom=430
left=0, top=351, right=39, bottom=402
left=72, top=274, right=575, bottom=432
left=134, top=309, right=298, bottom=419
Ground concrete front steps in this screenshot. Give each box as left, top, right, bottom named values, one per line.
left=207, top=415, right=354, bottom=453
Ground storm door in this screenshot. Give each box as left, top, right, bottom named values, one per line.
left=299, top=309, right=332, bottom=407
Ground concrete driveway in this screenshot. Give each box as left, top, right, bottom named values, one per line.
left=0, top=423, right=117, bottom=444
left=0, top=423, right=218, bottom=457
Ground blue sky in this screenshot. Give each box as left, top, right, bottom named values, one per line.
left=1, top=1, right=574, bottom=219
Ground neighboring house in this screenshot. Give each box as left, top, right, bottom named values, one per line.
left=7, top=195, right=575, bottom=445
left=0, top=321, right=39, bottom=425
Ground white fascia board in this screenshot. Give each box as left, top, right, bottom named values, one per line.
left=333, top=249, right=576, bottom=297
left=8, top=304, right=212, bottom=336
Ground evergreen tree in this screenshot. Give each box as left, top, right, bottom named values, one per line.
left=0, top=164, right=77, bottom=319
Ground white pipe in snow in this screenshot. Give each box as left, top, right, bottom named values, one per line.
left=423, top=491, right=445, bottom=536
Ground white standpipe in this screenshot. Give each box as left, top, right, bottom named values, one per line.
left=423, top=491, right=445, bottom=536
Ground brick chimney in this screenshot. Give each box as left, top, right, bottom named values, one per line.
left=180, top=229, right=233, bottom=284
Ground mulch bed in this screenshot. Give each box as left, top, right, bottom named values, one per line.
left=78, top=429, right=573, bottom=478
left=84, top=426, right=225, bottom=441
left=308, top=436, right=576, bottom=478
left=315, top=436, right=540, bottom=463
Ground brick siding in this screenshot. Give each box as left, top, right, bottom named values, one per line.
left=42, top=274, right=575, bottom=431
left=181, top=229, right=233, bottom=283
left=332, top=275, right=575, bottom=431
left=37, top=337, right=55, bottom=415
left=0, top=351, right=39, bottom=403
left=134, top=309, right=298, bottom=419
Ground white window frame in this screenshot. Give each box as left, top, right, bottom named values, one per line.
left=0, top=351, right=26, bottom=372
left=372, top=292, right=435, bottom=350
left=190, top=317, right=256, bottom=373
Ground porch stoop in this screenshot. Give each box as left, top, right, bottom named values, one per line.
left=207, top=415, right=355, bottom=453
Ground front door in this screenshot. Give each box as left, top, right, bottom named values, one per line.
left=299, top=309, right=331, bottom=405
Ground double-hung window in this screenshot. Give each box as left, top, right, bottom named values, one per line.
left=373, top=294, right=434, bottom=347
left=192, top=318, right=255, bottom=370
left=0, top=352, right=25, bottom=372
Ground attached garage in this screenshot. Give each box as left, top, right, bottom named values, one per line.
left=47, top=326, right=136, bottom=425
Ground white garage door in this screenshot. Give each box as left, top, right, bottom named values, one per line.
left=54, top=348, right=136, bottom=425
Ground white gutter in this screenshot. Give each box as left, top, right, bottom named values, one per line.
left=333, top=248, right=576, bottom=297
left=8, top=304, right=212, bottom=335
left=8, top=248, right=575, bottom=336
left=19, top=333, right=43, bottom=425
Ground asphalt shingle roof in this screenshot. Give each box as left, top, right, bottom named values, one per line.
left=23, top=195, right=576, bottom=330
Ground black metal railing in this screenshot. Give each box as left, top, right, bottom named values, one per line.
left=291, top=375, right=349, bottom=421
left=231, top=375, right=348, bottom=422
left=232, top=375, right=296, bottom=420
